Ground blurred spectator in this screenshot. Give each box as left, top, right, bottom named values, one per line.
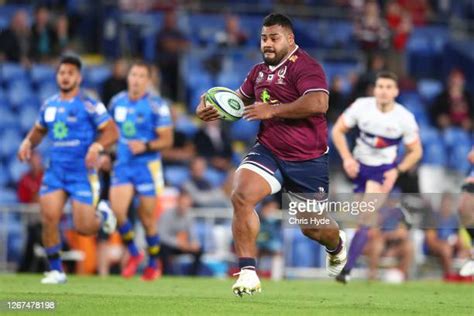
left=424, top=193, right=471, bottom=281
left=194, top=120, right=233, bottom=171
left=162, top=107, right=196, bottom=166
left=327, top=75, right=348, bottom=123
left=350, top=53, right=387, bottom=101
left=215, top=15, right=248, bottom=48
left=365, top=206, right=413, bottom=280
left=17, top=151, right=43, bottom=203
left=386, top=0, right=412, bottom=52
left=257, top=198, right=284, bottom=280
left=102, top=59, right=128, bottom=106
left=182, top=157, right=231, bottom=208
left=430, top=69, right=473, bottom=131
left=54, top=14, right=71, bottom=55
left=30, top=6, right=56, bottom=62
left=397, top=0, right=432, bottom=26
left=0, top=9, right=31, bottom=65
left=155, top=10, right=190, bottom=101
left=149, top=64, right=162, bottom=95
left=354, top=0, right=390, bottom=54
left=385, top=0, right=412, bottom=76
left=158, top=190, right=203, bottom=275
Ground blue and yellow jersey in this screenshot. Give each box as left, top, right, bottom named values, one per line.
left=36, top=91, right=111, bottom=170
left=109, top=91, right=172, bottom=165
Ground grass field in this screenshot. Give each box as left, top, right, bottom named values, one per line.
left=0, top=274, right=472, bottom=315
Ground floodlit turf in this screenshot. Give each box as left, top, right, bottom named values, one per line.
left=0, top=274, right=472, bottom=315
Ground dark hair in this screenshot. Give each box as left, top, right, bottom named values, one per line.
left=262, top=13, right=294, bottom=32
left=375, top=71, right=398, bottom=84
left=129, top=60, right=152, bottom=77
left=58, top=55, right=82, bottom=71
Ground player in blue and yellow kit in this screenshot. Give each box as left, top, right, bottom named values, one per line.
left=17, top=55, right=119, bottom=284
left=109, top=61, right=173, bottom=281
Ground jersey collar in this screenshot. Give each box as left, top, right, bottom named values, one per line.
left=268, top=45, right=299, bottom=73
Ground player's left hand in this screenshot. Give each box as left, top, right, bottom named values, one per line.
left=128, top=140, right=147, bottom=155
left=243, top=102, right=275, bottom=121
left=382, top=168, right=399, bottom=193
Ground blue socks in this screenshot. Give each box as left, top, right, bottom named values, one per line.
left=45, top=244, right=63, bottom=272
left=118, top=221, right=140, bottom=257
left=145, top=234, right=160, bottom=269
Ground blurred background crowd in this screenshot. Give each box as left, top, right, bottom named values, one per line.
left=0, top=0, right=472, bottom=282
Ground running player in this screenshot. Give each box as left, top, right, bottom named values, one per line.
left=109, top=61, right=173, bottom=281
left=459, top=147, right=474, bottom=277
left=17, top=55, right=119, bottom=284
left=331, top=71, right=423, bottom=283
left=196, top=13, right=346, bottom=296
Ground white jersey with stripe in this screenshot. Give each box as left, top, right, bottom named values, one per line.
left=342, top=97, right=419, bottom=166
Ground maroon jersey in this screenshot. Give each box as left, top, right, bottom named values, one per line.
left=239, top=46, right=329, bottom=161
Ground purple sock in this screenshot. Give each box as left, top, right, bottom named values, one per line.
left=342, top=226, right=369, bottom=274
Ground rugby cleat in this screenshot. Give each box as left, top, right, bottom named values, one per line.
left=97, top=200, right=117, bottom=234
left=326, top=230, right=347, bottom=277
left=41, top=270, right=67, bottom=284
left=232, top=269, right=262, bottom=297
left=141, top=266, right=162, bottom=281
left=122, top=252, right=145, bottom=278
left=460, top=259, right=474, bottom=277
left=335, top=271, right=351, bottom=284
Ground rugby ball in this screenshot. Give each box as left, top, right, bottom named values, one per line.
left=205, top=87, right=244, bottom=121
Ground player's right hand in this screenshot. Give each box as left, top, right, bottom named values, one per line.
left=17, top=139, right=32, bottom=162
left=196, top=94, right=220, bottom=121
left=343, top=157, right=360, bottom=179
left=85, top=142, right=103, bottom=169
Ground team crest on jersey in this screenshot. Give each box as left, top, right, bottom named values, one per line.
left=277, top=66, right=287, bottom=85
left=122, top=121, right=136, bottom=137
left=267, top=74, right=274, bottom=81
left=53, top=121, right=69, bottom=139
left=256, top=71, right=264, bottom=83
left=261, top=89, right=271, bottom=103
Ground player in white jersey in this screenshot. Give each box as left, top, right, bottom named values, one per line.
left=331, top=71, right=423, bottom=283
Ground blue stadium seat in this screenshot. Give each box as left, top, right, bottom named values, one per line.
left=417, top=79, right=443, bottom=102
left=19, top=105, right=39, bottom=133
left=442, top=127, right=471, bottom=149
left=175, top=116, right=199, bottom=138
left=164, top=166, right=190, bottom=187
left=30, top=64, right=55, bottom=86
left=84, top=66, right=112, bottom=90
left=37, top=82, right=57, bottom=103
left=0, top=130, right=22, bottom=159
left=285, top=229, right=322, bottom=267
left=398, top=92, right=424, bottom=109
left=204, top=168, right=227, bottom=187
left=188, top=14, right=225, bottom=46
left=0, top=107, right=18, bottom=130
left=422, top=139, right=447, bottom=166
left=448, top=143, right=471, bottom=173
left=7, top=80, right=35, bottom=109
left=0, top=188, right=18, bottom=203
left=230, top=119, right=259, bottom=142
left=216, top=72, right=241, bottom=90
left=0, top=165, right=10, bottom=186
left=8, top=158, right=29, bottom=183
left=1, top=63, right=27, bottom=83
